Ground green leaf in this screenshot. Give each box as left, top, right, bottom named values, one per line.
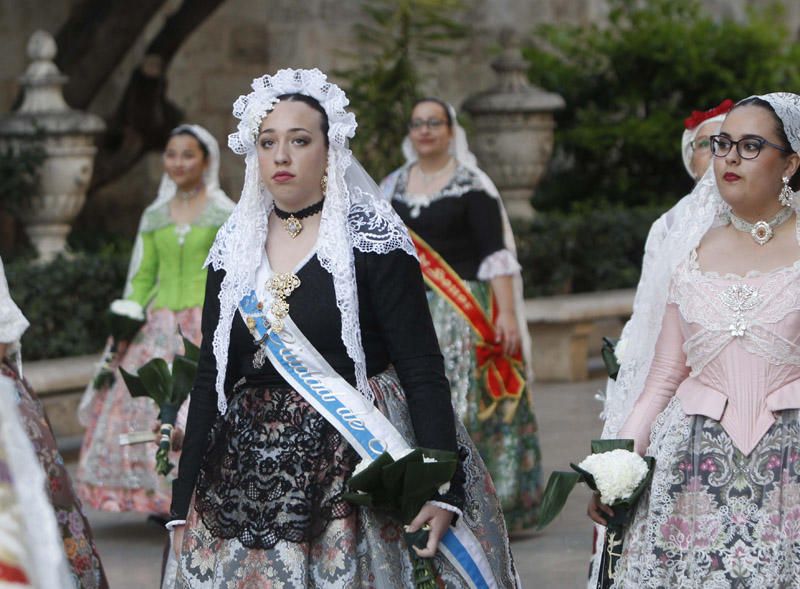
left=136, top=358, right=172, bottom=407
left=537, top=471, right=581, bottom=530
left=178, top=327, right=200, bottom=362
left=119, top=367, right=150, bottom=399
left=170, top=355, right=197, bottom=405
left=591, top=439, right=634, bottom=454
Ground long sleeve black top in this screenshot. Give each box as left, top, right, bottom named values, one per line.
left=390, top=167, right=506, bottom=280
left=171, top=248, right=462, bottom=519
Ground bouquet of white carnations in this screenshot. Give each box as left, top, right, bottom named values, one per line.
left=92, top=299, right=146, bottom=389
left=537, top=439, right=655, bottom=589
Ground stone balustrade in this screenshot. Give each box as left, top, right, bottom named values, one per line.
left=525, top=289, right=635, bottom=382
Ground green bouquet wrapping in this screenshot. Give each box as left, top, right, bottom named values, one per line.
left=600, top=337, right=621, bottom=381
left=343, top=447, right=458, bottom=589
left=537, top=439, right=655, bottom=589
left=119, top=333, right=200, bottom=476
left=92, top=299, right=146, bottom=390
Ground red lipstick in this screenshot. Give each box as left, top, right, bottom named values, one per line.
left=723, top=172, right=741, bottom=182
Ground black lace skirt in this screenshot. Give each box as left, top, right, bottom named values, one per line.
left=193, top=385, right=359, bottom=549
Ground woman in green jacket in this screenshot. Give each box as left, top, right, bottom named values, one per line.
left=77, top=124, right=234, bottom=515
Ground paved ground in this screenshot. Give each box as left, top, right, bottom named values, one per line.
left=68, top=378, right=605, bottom=589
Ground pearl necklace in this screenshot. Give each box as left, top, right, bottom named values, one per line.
left=726, top=206, right=794, bottom=246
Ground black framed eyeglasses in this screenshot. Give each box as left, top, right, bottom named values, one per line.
left=408, top=118, right=448, bottom=131
left=710, top=134, right=793, bottom=160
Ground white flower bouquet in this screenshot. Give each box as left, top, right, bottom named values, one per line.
left=537, top=439, right=655, bottom=589
left=92, top=299, right=146, bottom=389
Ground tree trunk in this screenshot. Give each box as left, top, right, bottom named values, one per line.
left=51, top=0, right=227, bottom=190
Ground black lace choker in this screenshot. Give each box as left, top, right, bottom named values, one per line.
left=273, top=199, right=324, bottom=238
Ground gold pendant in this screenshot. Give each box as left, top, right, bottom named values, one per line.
left=283, top=215, right=302, bottom=238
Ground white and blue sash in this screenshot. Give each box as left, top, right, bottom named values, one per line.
left=239, top=290, right=500, bottom=589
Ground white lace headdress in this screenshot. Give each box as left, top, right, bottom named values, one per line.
left=123, top=124, right=235, bottom=298
left=382, top=102, right=535, bottom=388
left=207, top=68, right=415, bottom=413
left=602, top=91, right=800, bottom=439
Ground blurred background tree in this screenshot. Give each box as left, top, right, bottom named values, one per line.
left=337, top=0, right=468, bottom=181
left=523, top=0, right=800, bottom=213
left=515, top=0, right=800, bottom=295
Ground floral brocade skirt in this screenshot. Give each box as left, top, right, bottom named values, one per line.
left=612, top=398, right=800, bottom=588
left=1, top=362, right=108, bottom=589
left=77, top=306, right=200, bottom=514
left=172, top=370, right=519, bottom=588
left=427, top=281, right=542, bottom=532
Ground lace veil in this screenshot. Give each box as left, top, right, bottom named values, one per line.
left=123, top=124, right=235, bottom=298
left=206, top=69, right=415, bottom=413
left=0, top=256, right=30, bottom=374
left=382, top=102, right=534, bottom=386
left=602, top=91, right=800, bottom=438
left=0, top=376, right=73, bottom=588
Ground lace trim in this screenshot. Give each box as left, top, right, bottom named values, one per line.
left=687, top=245, right=800, bottom=281
left=427, top=500, right=463, bottom=519
left=391, top=165, right=484, bottom=217
left=193, top=386, right=359, bottom=549
left=669, top=255, right=800, bottom=374
left=476, top=249, right=521, bottom=281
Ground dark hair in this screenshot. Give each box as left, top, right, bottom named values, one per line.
left=169, top=127, right=209, bottom=159
left=411, top=97, right=453, bottom=127
left=276, top=93, right=329, bottom=146
left=733, top=96, right=799, bottom=189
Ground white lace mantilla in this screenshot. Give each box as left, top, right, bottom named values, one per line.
left=0, top=257, right=29, bottom=369
left=207, top=68, right=415, bottom=412
left=670, top=253, right=800, bottom=375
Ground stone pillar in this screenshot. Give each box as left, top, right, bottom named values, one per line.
left=0, top=31, right=105, bottom=262
left=462, top=28, right=564, bottom=220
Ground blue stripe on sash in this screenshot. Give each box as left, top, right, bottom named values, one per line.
left=441, top=532, right=490, bottom=589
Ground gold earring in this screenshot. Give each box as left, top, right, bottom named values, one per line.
left=321, top=173, right=328, bottom=195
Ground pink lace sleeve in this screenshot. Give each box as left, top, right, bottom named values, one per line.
left=618, top=303, right=689, bottom=454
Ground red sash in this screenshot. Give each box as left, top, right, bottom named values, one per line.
left=410, top=230, right=526, bottom=421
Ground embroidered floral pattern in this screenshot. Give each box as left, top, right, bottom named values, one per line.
left=613, top=400, right=800, bottom=588
left=2, top=363, right=108, bottom=588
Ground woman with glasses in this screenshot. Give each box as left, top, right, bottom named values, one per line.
left=381, top=98, right=541, bottom=532
left=682, top=99, right=734, bottom=181
left=588, top=93, right=800, bottom=587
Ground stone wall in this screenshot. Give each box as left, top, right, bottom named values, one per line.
left=1, top=0, right=798, bottom=236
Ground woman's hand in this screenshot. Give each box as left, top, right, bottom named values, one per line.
left=114, top=340, right=129, bottom=356
left=152, top=421, right=184, bottom=451
left=171, top=525, right=185, bottom=558
left=406, top=503, right=454, bottom=558
left=494, top=311, right=520, bottom=356
left=587, top=493, right=614, bottom=526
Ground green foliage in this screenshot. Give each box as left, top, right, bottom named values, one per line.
left=0, top=144, right=45, bottom=216
left=515, top=204, right=665, bottom=296
left=523, top=0, right=800, bottom=213
left=5, top=248, right=130, bottom=360
left=336, top=0, right=468, bottom=181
